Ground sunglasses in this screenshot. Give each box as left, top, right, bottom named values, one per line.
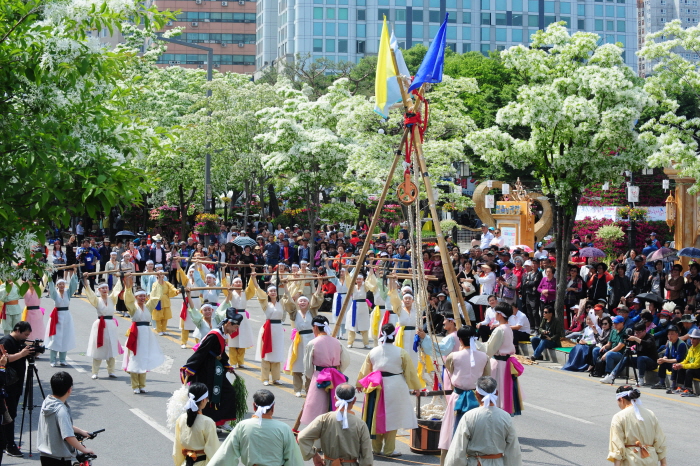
left=602, top=322, right=610, bottom=325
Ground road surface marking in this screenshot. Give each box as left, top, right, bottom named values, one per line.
left=130, top=408, right=174, bottom=441
left=523, top=402, right=594, bottom=425
left=65, top=357, right=87, bottom=373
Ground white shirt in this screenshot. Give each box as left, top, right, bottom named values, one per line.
left=508, top=310, right=531, bottom=334
left=480, top=231, right=494, bottom=248
left=480, top=306, right=497, bottom=327
left=76, top=224, right=84, bottom=235
left=533, top=250, right=548, bottom=260
left=490, top=235, right=505, bottom=248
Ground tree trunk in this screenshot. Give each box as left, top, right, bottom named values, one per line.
left=553, top=200, right=578, bottom=336
left=259, top=175, right=266, bottom=219
left=179, top=184, right=187, bottom=240
left=142, top=193, right=149, bottom=234
left=268, top=184, right=281, bottom=217
left=243, top=179, right=251, bottom=232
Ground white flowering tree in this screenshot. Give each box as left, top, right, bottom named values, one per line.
left=638, top=20, right=700, bottom=190
left=465, top=24, right=652, bottom=322
left=256, top=79, right=351, bottom=257
left=0, top=0, right=171, bottom=282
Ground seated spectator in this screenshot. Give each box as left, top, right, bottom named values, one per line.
left=592, top=315, right=626, bottom=377
left=653, top=309, right=673, bottom=347
left=565, top=304, right=586, bottom=340
left=652, top=325, right=687, bottom=392
left=562, top=316, right=601, bottom=372
left=671, top=328, right=700, bottom=397
left=679, top=314, right=699, bottom=343
left=600, top=322, right=658, bottom=385
left=529, top=306, right=561, bottom=361
left=508, top=302, right=531, bottom=354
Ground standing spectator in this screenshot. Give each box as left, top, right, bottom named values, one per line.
left=495, top=265, right=517, bottom=305
left=490, top=229, right=505, bottom=249
left=478, top=224, right=494, bottom=249
left=297, top=237, right=311, bottom=263
left=649, top=260, right=666, bottom=300
left=76, top=239, right=100, bottom=296
left=97, top=238, right=110, bottom=273
left=264, top=236, right=280, bottom=267
left=64, top=235, right=78, bottom=280
left=641, top=238, right=658, bottom=259
left=664, top=264, right=685, bottom=308
left=630, top=256, right=651, bottom=295
left=564, top=267, right=585, bottom=310
left=610, top=264, right=632, bottom=309
left=650, top=231, right=662, bottom=249
left=50, top=241, right=67, bottom=283
left=537, top=266, right=557, bottom=307
left=522, top=260, right=542, bottom=329
left=587, top=262, right=613, bottom=303
left=672, top=328, right=700, bottom=397
left=393, top=244, right=412, bottom=270
left=75, top=220, right=85, bottom=243
left=624, top=250, right=638, bottom=279
left=652, top=325, right=687, bottom=392
left=149, top=238, right=167, bottom=268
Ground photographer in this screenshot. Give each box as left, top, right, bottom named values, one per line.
left=37, top=371, right=95, bottom=466
left=0, top=321, right=36, bottom=458
left=600, top=322, right=658, bottom=385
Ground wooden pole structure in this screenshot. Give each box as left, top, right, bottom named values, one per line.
left=53, top=263, right=84, bottom=271
left=330, top=130, right=410, bottom=337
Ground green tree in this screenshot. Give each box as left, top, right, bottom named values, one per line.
left=0, top=0, right=171, bottom=282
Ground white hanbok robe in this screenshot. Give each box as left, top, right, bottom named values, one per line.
left=249, top=279, right=286, bottom=363
left=329, top=272, right=348, bottom=325
left=344, top=277, right=377, bottom=333
left=85, top=281, right=122, bottom=360
left=45, top=274, right=78, bottom=353
left=122, top=289, right=166, bottom=373
left=222, top=290, right=254, bottom=349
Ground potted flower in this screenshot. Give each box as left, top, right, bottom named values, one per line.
left=194, top=213, right=220, bottom=235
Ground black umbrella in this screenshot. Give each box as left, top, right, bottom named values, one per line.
left=115, top=230, right=136, bottom=239
left=543, top=242, right=579, bottom=252
left=636, top=293, right=663, bottom=305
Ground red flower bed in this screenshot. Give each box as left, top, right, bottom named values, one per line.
left=573, top=217, right=672, bottom=254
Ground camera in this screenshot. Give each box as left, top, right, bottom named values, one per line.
left=23, top=339, right=46, bottom=355
left=621, top=328, right=634, bottom=341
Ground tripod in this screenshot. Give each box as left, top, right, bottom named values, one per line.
left=620, top=346, right=639, bottom=386
left=18, top=358, right=47, bottom=457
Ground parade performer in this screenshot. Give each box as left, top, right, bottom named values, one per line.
left=83, top=275, right=122, bottom=379
left=483, top=302, right=524, bottom=415
left=185, top=295, right=218, bottom=343
left=172, top=382, right=220, bottom=466
left=444, top=376, right=522, bottom=466
left=22, top=276, right=48, bottom=341
left=297, top=384, right=373, bottom=466
left=356, top=323, right=421, bottom=457
left=437, top=326, right=490, bottom=466
left=0, top=280, right=23, bottom=334
left=140, top=260, right=158, bottom=296
left=608, top=386, right=667, bottom=465
left=180, top=308, right=244, bottom=427
left=123, top=277, right=166, bottom=394
left=45, top=274, right=78, bottom=367
left=222, top=277, right=255, bottom=369
left=329, top=268, right=348, bottom=339
left=345, top=273, right=377, bottom=349
left=300, top=315, right=350, bottom=426
left=207, top=389, right=304, bottom=466
left=283, top=285, right=324, bottom=397
left=419, top=313, right=461, bottom=361
left=249, top=272, right=286, bottom=385
left=150, top=270, right=179, bottom=336
left=395, top=292, right=419, bottom=366
left=193, top=264, right=222, bottom=309
left=115, top=251, right=134, bottom=317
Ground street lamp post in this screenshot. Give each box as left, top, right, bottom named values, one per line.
left=627, top=171, right=635, bottom=251
left=155, top=34, right=214, bottom=214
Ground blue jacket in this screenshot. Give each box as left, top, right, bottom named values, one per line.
left=77, top=247, right=100, bottom=271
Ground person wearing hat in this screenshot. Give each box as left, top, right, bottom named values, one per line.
left=652, top=325, right=688, bottom=392
left=97, top=237, right=111, bottom=273
left=671, top=327, right=700, bottom=396
left=444, top=376, right=522, bottom=466
left=608, top=386, right=668, bottom=465
left=478, top=224, right=494, bottom=249
left=122, top=276, right=166, bottom=394
left=82, top=273, right=121, bottom=379
left=594, top=315, right=627, bottom=378
left=679, top=313, right=699, bottom=343
left=149, top=236, right=167, bottom=268
left=181, top=307, right=245, bottom=427
left=600, top=320, right=659, bottom=385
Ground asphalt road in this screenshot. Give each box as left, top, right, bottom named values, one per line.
left=4, top=292, right=698, bottom=466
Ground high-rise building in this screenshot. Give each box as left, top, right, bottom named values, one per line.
left=156, top=0, right=257, bottom=74
left=255, top=0, right=639, bottom=77
left=637, top=0, right=700, bottom=76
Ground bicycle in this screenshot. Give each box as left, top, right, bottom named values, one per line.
left=72, top=429, right=105, bottom=466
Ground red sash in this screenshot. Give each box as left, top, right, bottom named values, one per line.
left=49, top=307, right=60, bottom=337
left=126, top=322, right=139, bottom=355
left=381, top=309, right=392, bottom=327
left=260, top=319, right=273, bottom=359
left=97, top=316, right=107, bottom=348
left=204, top=329, right=226, bottom=352
left=0, top=303, right=6, bottom=321
left=180, top=297, right=189, bottom=320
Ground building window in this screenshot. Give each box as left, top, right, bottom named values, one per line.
left=327, top=8, right=335, bottom=19
left=578, top=4, right=585, bottom=15
left=561, top=16, right=570, bottom=26
left=481, top=0, right=490, bottom=9
left=528, top=15, right=538, bottom=26
left=481, top=13, right=491, bottom=25
left=378, top=8, right=390, bottom=20
left=496, top=13, right=506, bottom=25
left=561, top=2, right=571, bottom=13
left=513, top=13, right=523, bottom=25
left=463, top=12, right=472, bottom=24
left=447, top=43, right=457, bottom=52
left=326, top=39, right=335, bottom=52
left=357, top=23, right=366, bottom=37
left=527, top=0, right=538, bottom=12
left=544, top=15, right=556, bottom=25
left=578, top=18, right=585, bottom=29
left=513, top=0, right=523, bottom=10
left=413, top=10, right=423, bottom=21
left=595, top=19, right=604, bottom=30
left=356, top=40, right=365, bottom=53
left=544, top=1, right=555, bottom=13
left=430, top=10, right=441, bottom=22
left=512, top=28, right=523, bottom=41
left=338, top=23, right=348, bottom=36
left=447, top=25, right=457, bottom=38
left=338, top=39, right=348, bottom=53
left=313, top=22, right=323, bottom=35
left=481, top=44, right=491, bottom=56
left=606, top=20, right=614, bottom=30
left=396, top=9, right=406, bottom=21
left=326, top=23, right=335, bottom=34
left=481, top=27, right=490, bottom=40
left=617, top=20, right=625, bottom=31
left=395, top=23, right=406, bottom=37
left=463, top=43, right=471, bottom=53
left=496, top=0, right=507, bottom=10
left=496, top=28, right=506, bottom=40
left=313, top=7, right=323, bottom=19
left=462, top=26, right=471, bottom=38
left=313, top=39, right=323, bottom=52
left=357, top=9, right=365, bottom=20
left=594, top=5, right=603, bottom=16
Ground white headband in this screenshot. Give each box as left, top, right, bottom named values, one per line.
left=134, top=290, right=147, bottom=297
left=56, top=279, right=67, bottom=285
left=476, top=385, right=498, bottom=407
left=267, top=285, right=277, bottom=292
left=146, top=260, right=154, bottom=265
left=96, top=282, right=109, bottom=289
left=206, top=274, right=216, bottom=280
left=232, top=277, right=243, bottom=284
left=379, top=327, right=398, bottom=345
left=201, top=303, right=213, bottom=310
left=110, top=252, right=117, bottom=256
left=314, top=321, right=331, bottom=334
left=184, top=391, right=209, bottom=412
left=155, top=264, right=164, bottom=269
left=335, top=395, right=356, bottom=429
left=254, top=402, right=274, bottom=425
left=297, top=296, right=310, bottom=303
left=495, top=309, right=509, bottom=318
left=616, top=391, right=644, bottom=421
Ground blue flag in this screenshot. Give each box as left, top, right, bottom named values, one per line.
left=408, top=13, right=448, bottom=92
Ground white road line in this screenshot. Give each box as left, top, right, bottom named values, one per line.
left=523, top=402, right=595, bottom=425
left=130, top=408, right=175, bottom=441
left=65, top=357, right=87, bottom=374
